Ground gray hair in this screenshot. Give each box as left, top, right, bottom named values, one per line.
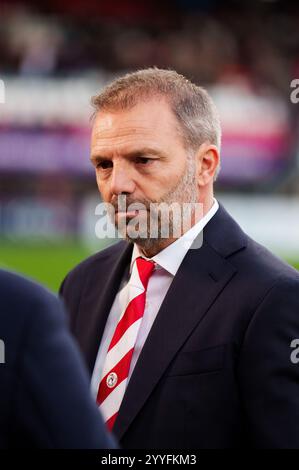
left=91, top=68, right=221, bottom=179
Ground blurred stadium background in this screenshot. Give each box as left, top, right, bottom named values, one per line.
left=0, top=0, right=298, bottom=292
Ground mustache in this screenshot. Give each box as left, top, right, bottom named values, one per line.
left=110, top=195, right=152, bottom=212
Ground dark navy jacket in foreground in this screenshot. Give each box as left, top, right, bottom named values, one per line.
left=60, top=204, right=299, bottom=449
left=0, top=270, right=116, bottom=449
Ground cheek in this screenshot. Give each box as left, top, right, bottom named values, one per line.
left=160, top=165, right=185, bottom=188
left=138, top=166, right=181, bottom=199
left=95, top=174, right=108, bottom=200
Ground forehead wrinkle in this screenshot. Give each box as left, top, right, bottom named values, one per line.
left=91, top=103, right=186, bottom=158
left=91, top=123, right=167, bottom=158
left=91, top=137, right=162, bottom=159
left=93, top=134, right=153, bottom=146
left=92, top=124, right=159, bottom=141
left=93, top=108, right=177, bottom=137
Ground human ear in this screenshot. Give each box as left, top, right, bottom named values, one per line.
left=196, top=143, right=220, bottom=186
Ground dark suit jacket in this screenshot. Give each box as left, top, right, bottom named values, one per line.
left=60, top=204, right=299, bottom=449
left=0, top=269, right=116, bottom=449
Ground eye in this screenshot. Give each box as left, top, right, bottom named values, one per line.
left=135, top=156, right=151, bottom=164
left=96, top=160, right=113, bottom=170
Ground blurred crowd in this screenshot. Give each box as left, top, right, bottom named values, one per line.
left=1, top=0, right=299, bottom=98
left=1, top=0, right=299, bottom=197
left=0, top=0, right=298, bottom=249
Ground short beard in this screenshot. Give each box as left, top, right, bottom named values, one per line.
left=109, top=152, right=199, bottom=255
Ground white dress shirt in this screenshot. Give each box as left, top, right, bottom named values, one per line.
left=91, top=198, right=219, bottom=399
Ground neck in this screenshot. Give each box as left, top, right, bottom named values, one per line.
left=139, top=237, right=177, bottom=258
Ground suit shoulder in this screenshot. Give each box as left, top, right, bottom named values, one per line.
left=0, top=269, right=59, bottom=310
left=247, top=237, right=299, bottom=281
left=60, top=241, right=129, bottom=287
left=0, top=269, right=64, bottom=342
left=231, top=235, right=299, bottom=300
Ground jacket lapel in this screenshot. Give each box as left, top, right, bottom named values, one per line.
left=75, top=241, right=133, bottom=372
left=113, top=204, right=247, bottom=439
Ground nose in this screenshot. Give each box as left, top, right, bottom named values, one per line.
left=109, top=162, right=136, bottom=196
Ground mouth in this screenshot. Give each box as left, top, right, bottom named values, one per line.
left=116, top=209, right=148, bottom=218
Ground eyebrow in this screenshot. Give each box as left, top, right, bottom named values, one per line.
left=90, top=147, right=166, bottom=165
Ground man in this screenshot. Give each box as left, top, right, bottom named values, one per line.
left=0, top=269, right=116, bottom=448
left=60, top=68, right=299, bottom=448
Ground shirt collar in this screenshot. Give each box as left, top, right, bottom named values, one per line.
left=130, top=198, right=219, bottom=276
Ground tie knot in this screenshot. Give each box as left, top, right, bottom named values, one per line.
left=135, top=257, right=155, bottom=289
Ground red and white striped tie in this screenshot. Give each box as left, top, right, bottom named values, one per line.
left=96, top=256, right=155, bottom=430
